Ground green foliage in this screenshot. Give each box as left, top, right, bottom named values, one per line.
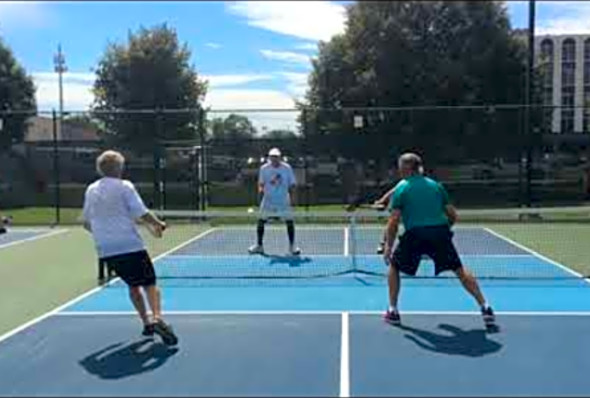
left=92, top=24, right=207, bottom=152
left=206, top=113, right=258, bottom=157
left=208, top=114, right=257, bottom=141
left=302, top=1, right=536, bottom=164
left=262, top=129, right=298, bottom=140
left=0, top=38, right=36, bottom=149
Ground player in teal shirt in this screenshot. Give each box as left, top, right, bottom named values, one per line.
left=382, top=153, right=495, bottom=328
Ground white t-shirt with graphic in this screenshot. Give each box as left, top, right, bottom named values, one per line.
left=82, top=177, right=149, bottom=258
left=258, top=162, right=296, bottom=209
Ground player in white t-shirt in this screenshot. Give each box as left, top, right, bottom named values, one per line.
left=82, top=150, right=178, bottom=346
left=248, top=148, right=301, bottom=256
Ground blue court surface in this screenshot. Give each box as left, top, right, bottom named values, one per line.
left=1, top=225, right=590, bottom=396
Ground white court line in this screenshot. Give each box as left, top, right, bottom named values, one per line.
left=340, top=312, right=350, bottom=398
left=483, top=227, right=589, bottom=283
left=0, top=227, right=216, bottom=345
left=0, top=229, right=69, bottom=250
left=55, top=310, right=590, bottom=317
left=6, top=228, right=55, bottom=233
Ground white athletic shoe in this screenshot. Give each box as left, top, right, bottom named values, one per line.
left=289, top=245, right=301, bottom=256
left=248, top=244, right=264, bottom=254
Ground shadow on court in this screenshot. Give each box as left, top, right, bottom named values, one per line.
left=265, top=254, right=313, bottom=267
left=400, top=323, right=502, bottom=357
left=79, top=338, right=179, bottom=380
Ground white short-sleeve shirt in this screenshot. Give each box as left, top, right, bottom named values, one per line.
left=258, top=161, right=296, bottom=208
left=82, top=177, right=149, bottom=258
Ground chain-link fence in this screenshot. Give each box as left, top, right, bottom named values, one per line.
left=1, top=105, right=589, bottom=225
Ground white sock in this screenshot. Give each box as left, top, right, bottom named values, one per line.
left=389, top=305, right=397, bottom=313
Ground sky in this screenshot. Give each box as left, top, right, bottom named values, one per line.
left=1, top=1, right=590, bottom=131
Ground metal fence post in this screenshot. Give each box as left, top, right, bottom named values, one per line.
left=197, top=107, right=207, bottom=211
left=51, top=110, right=61, bottom=225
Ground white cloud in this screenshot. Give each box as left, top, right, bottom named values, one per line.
left=32, top=72, right=95, bottom=111
left=204, top=89, right=299, bottom=132
left=204, top=88, right=295, bottom=109
left=205, top=42, right=222, bottom=49
left=203, top=73, right=274, bottom=87
left=31, top=70, right=300, bottom=132
left=226, top=1, right=346, bottom=42
left=535, top=2, right=590, bottom=35
left=260, top=50, right=311, bottom=67
left=278, top=72, right=309, bottom=100
left=295, top=43, right=318, bottom=51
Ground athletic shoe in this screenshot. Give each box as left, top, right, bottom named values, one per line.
left=289, top=245, right=301, bottom=256
left=248, top=244, right=264, bottom=254
left=153, top=319, right=178, bottom=346
left=481, top=306, right=495, bottom=327
left=376, top=242, right=385, bottom=254
left=142, top=323, right=155, bottom=336
left=383, top=309, right=401, bottom=326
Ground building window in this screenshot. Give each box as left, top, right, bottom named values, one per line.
left=562, top=38, right=576, bottom=62
left=540, top=39, right=554, bottom=132
left=562, top=86, right=575, bottom=133
left=561, top=38, right=576, bottom=133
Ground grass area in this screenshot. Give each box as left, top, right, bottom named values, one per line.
left=7, top=207, right=82, bottom=225
left=0, top=225, right=203, bottom=337
left=484, top=223, right=590, bottom=277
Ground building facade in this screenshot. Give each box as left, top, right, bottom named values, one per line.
left=535, top=34, right=590, bottom=135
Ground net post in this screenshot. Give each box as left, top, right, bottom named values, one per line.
left=349, top=211, right=358, bottom=273
left=302, top=107, right=310, bottom=212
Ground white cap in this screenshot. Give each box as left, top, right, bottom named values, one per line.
left=268, top=148, right=281, bottom=157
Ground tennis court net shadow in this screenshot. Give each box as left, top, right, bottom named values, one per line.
left=399, top=323, right=502, bottom=357
left=79, top=338, right=179, bottom=380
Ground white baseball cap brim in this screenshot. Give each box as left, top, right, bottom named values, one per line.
left=268, top=148, right=281, bottom=157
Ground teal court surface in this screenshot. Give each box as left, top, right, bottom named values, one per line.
left=1, top=224, right=590, bottom=396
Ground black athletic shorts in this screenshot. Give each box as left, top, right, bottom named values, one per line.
left=391, top=225, right=463, bottom=276
left=100, top=250, right=156, bottom=287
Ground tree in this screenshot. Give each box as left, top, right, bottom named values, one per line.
left=207, top=114, right=257, bottom=158
left=92, top=24, right=207, bottom=152
left=262, top=129, right=297, bottom=140
left=302, top=1, right=534, bottom=165
left=0, top=38, right=36, bottom=149
left=208, top=114, right=257, bottom=141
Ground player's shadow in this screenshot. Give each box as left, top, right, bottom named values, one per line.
left=400, top=323, right=502, bottom=357
left=79, top=338, right=179, bottom=379
left=264, top=254, right=313, bottom=268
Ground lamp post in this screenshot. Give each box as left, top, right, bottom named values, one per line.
left=53, top=44, right=67, bottom=139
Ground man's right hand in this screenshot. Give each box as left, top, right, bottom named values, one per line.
left=149, top=221, right=166, bottom=238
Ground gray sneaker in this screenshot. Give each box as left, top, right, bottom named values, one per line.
left=248, top=244, right=264, bottom=254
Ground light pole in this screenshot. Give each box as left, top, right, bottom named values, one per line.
left=52, top=44, right=66, bottom=225
left=53, top=44, right=67, bottom=139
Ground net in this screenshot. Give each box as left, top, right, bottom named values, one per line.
left=99, top=206, right=590, bottom=286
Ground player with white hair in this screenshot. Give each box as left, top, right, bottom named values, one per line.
left=249, top=147, right=301, bottom=256
left=82, top=150, right=178, bottom=345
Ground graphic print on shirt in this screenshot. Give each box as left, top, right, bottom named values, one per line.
left=270, top=172, right=283, bottom=187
